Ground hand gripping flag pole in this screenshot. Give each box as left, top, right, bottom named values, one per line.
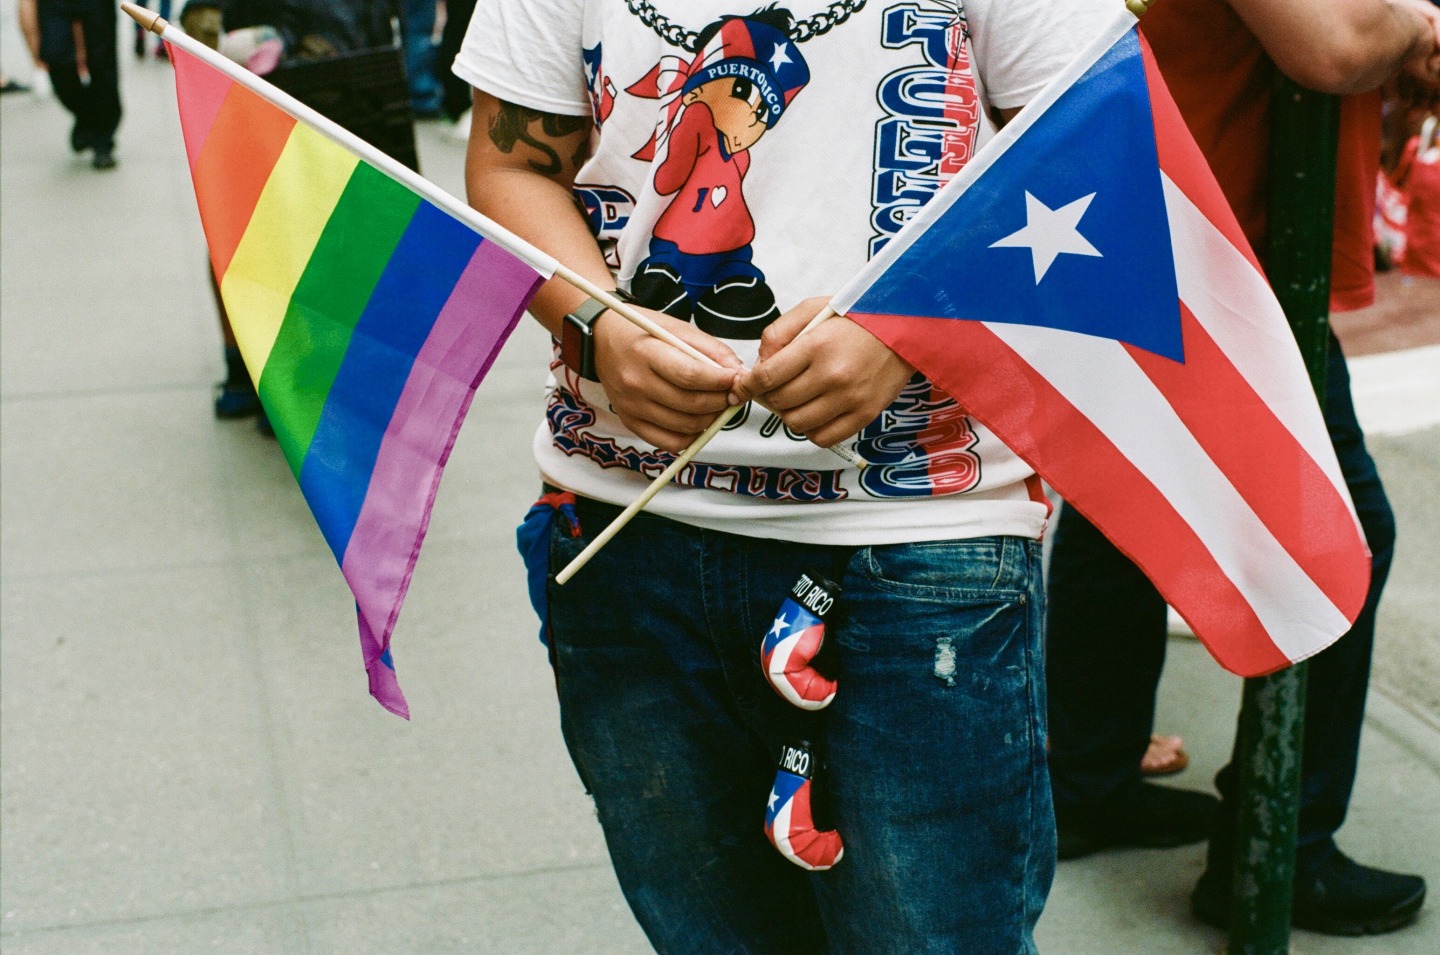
left=554, top=306, right=838, bottom=585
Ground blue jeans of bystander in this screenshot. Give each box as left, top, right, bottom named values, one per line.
left=545, top=494, right=1052, bottom=955
left=398, top=0, right=441, bottom=115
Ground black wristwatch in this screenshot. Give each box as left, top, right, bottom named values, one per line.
left=560, top=290, right=632, bottom=382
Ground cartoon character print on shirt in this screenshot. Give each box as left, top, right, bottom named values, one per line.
left=623, top=6, right=814, bottom=339
left=583, top=44, right=618, bottom=128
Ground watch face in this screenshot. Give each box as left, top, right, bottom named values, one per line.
left=562, top=302, right=603, bottom=382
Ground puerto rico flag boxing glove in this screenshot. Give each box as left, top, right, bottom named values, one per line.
left=765, top=740, right=844, bottom=871
left=761, top=571, right=840, bottom=711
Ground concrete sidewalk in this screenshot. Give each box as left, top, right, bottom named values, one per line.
left=3, top=49, right=1437, bottom=955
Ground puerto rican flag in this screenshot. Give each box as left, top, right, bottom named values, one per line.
left=831, top=11, right=1370, bottom=676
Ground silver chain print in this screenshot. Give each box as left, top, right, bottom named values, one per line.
left=624, top=0, right=869, bottom=51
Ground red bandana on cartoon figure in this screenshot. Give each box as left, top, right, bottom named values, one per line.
left=627, top=14, right=809, bottom=161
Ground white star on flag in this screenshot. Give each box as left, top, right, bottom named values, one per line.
left=767, top=789, right=779, bottom=810
left=768, top=614, right=789, bottom=639
left=990, top=191, right=1102, bottom=283
left=769, top=42, right=793, bottom=72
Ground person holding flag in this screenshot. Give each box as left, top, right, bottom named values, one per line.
left=1042, top=0, right=1440, bottom=937
left=456, top=0, right=1111, bottom=951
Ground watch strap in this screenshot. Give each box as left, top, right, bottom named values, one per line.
left=561, top=291, right=632, bottom=382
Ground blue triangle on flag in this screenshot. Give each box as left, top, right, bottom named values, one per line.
left=852, top=29, right=1184, bottom=362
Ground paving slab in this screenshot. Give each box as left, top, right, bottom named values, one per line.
left=0, top=391, right=248, bottom=577
left=0, top=905, right=312, bottom=955
left=298, top=866, right=651, bottom=955
left=1368, top=427, right=1440, bottom=720
left=0, top=566, right=293, bottom=928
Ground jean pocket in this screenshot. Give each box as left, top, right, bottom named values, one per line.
left=856, top=536, right=1034, bottom=602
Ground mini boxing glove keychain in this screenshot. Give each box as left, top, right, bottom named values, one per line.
left=760, top=571, right=844, bottom=871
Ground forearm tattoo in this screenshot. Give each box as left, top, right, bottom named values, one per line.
left=488, top=100, right=589, bottom=175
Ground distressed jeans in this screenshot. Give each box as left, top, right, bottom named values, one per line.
left=546, top=495, right=1052, bottom=954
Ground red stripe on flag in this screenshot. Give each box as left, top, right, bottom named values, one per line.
left=189, top=82, right=297, bottom=280
left=168, top=42, right=234, bottom=172
left=1127, top=305, right=1370, bottom=621
left=1137, top=33, right=1265, bottom=276
left=851, top=310, right=1293, bottom=676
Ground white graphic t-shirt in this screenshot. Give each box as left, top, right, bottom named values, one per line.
left=455, top=0, right=1111, bottom=545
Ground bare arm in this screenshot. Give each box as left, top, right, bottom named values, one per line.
left=1232, top=0, right=1440, bottom=93
left=464, top=91, right=742, bottom=452
left=464, top=91, right=607, bottom=335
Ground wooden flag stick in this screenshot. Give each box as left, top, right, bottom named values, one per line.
left=555, top=306, right=839, bottom=585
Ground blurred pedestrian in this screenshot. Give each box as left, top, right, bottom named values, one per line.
left=200, top=0, right=406, bottom=432
left=35, top=0, right=120, bottom=168
left=435, top=0, right=474, bottom=123
left=1391, top=114, right=1440, bottom=276
left=397, top=0, right=440, bottom=116
left=1045, top=0, right=1440, bottom=936
left=130, top=0, right=172, bottom=58
left=16, top=0, right=48, bottom=94
left=274, top=0, right=393, bottom=60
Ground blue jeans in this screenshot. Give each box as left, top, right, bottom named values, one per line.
left=1046, top=330, right=1395, bottom=873
left=546, top=495, right=1052, bottom=954
left=398, top=0, right=441, bottom=114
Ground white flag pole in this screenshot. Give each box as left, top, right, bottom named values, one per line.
left=124, top=2, right=864, bottom=469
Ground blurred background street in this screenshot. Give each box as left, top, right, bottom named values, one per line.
left=2, top=9, right=1438, bottom=953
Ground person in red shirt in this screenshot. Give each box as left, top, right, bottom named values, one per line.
left=1044, top=0, right=1440, bottom=936
left=1391, top=116, right=1440, bottom=275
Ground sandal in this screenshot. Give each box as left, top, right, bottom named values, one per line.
left=1141, top=733, right=1189, bottom=776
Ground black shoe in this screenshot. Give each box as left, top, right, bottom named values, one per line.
left=214, top=380, right=262, bottom=419
left=91, top=145, right=116, bottom=170
left=693, top=274, right=780, bottom=339
left=629, top=260, right=691, bottom=320
left=1192, top=850, right=1426, bottom=936
left=1055, top=781, right=1218, bottom=860
left=70, top=122, right=92, bottom=153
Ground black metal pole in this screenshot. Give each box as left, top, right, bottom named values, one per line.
left=1226, top=74, right=1341, bottom=955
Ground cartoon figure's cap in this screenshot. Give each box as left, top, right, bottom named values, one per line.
left=682, top=16, right=810, bottom=127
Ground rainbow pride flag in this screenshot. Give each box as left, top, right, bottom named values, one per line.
left=167, top=37, right=554, bottom=718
